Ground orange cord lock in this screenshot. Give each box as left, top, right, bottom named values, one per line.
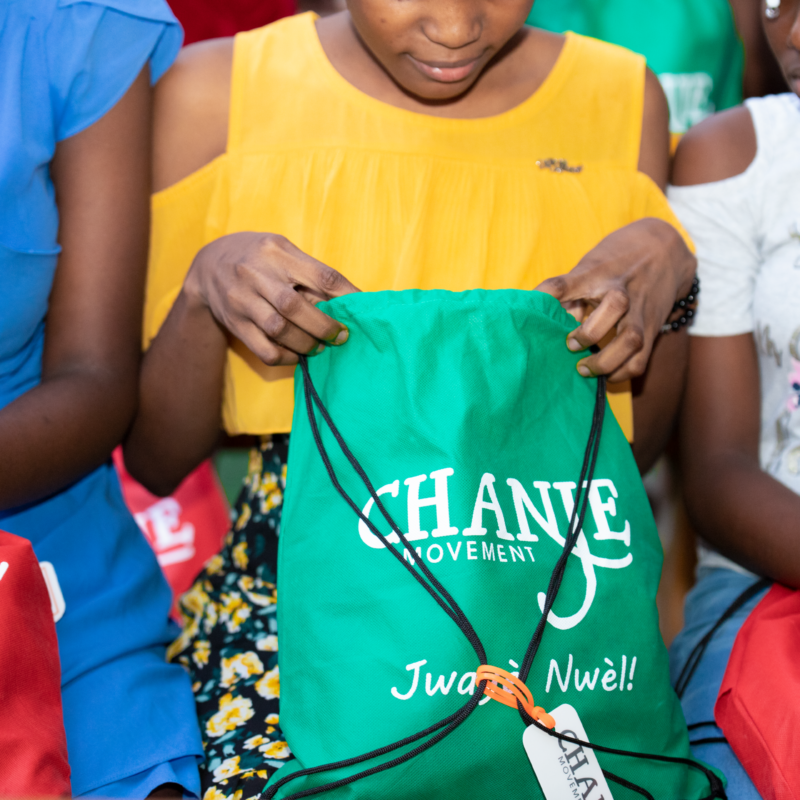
left=475, top=665, right=556, bottom=729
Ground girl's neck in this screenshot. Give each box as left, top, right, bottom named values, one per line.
left=316, top=12, right=564, bottom=120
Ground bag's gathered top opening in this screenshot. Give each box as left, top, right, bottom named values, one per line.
left=262, top=355, right=726, bottom=800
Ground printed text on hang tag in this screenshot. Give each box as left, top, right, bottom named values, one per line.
left=524, top=704, right=614, bottom=800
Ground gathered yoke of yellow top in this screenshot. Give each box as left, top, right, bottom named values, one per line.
left=145, top=12, right=690, bottom=439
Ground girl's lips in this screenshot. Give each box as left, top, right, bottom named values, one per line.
left=408, top=55, right=481, bottom=83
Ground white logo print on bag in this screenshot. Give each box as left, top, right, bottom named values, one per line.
left=0, top=560, right=66, bottom=621
left=357, top=468, right=632, bottom=630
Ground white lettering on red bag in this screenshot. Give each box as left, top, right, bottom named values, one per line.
left=1, top=558, right=65, bottom=621
left=39, top=562, right=66, bottom=622
left=134, top=497, right=196, bottom=566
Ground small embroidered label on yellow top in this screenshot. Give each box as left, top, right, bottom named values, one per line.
left=536, top=158, right=583, bottom=174
left=523, top=703, right=614, bottom=800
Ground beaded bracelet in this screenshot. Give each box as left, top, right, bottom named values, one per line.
left=661, top=276, right=699, bottom=333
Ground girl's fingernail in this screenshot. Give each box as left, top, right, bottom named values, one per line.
left=566, top=335, right=582, bottom=352
left=308, top=342, right=326, bottom=356
left=577, top=363, right=593, bottom=378
left=332, top=328, right=349, bottom=345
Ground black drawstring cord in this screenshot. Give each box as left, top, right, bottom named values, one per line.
left=262, top=356, right=726, bottom=800
left=518, top=375, right=605, bottom=689
left=512, top=376, right=725, bottom=799
left=298, top=361, right=486, bottom=665
left=687, top=721, right=729, bottom=746
left=263, top=360, right=489, bottom=800
left=604, top=769, right=656, bottom=800
left=669, top=577, right=770, bottom=759
left=521, top=718, right=726, bottom=800
left=265, top=691, right=485, bottom=800
left=674, top=577, right=770, bottom=700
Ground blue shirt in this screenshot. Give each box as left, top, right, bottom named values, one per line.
left=0, top=1, right=203, bottom=794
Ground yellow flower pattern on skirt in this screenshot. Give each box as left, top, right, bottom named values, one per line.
left=170, top=435, right=292, bottom=797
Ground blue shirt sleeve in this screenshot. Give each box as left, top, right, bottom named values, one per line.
left=48, top=0, right=183, bottom=141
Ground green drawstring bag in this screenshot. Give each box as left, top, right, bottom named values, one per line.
left=266, top=289, right=722, bottom=800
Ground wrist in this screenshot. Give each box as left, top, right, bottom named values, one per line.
left=183, top=246, right=214, bottom=313
left=177, top=253, right=225, bottom=341
left=642, top=217, right=696, bottom=296
left=661, top=275, right=699, bottom=334
left=665, top=224, right=697, bottom=298
left=675, top=261, right=697, bottom=299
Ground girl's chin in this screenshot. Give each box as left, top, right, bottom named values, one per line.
left=392, top=71, right=479, bottom=103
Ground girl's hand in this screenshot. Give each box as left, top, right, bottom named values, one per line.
left=535, top=218, right=696, bottom=383
left=185, top=232, right=360, bottom=365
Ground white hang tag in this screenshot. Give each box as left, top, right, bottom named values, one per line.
left=523, top=703, right=615, bottom=800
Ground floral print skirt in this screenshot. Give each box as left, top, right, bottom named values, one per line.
left=169, top=435, right=293, bottom=799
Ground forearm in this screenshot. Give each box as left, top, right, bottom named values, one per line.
left=0, top=371, right=136, bottom=510
left=677, top=334, right=800, bottom=582
left=631, top=328, right=688, bottom=473
left=123, top=286, right=228, bottom=495
left=0, top=69, right=153, bottom=511
left=684, top=453, right=800, bottom=587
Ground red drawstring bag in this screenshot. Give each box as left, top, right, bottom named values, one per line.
left=167, top=0, right=296, bottom=45
left=0, top=530, right=71, bottom=796
left=715, top=583, right=800, bottom=800
left=113, top=449, right=230, bottom=612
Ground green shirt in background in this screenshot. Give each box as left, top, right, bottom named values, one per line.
left=527, top=0, right=744, bottom=135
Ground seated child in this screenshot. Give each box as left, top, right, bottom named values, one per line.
left=0, top=0, right=203, bottom=796
left=125, top=0, right=696, bottom=791
left=669, top=1, right=800, bottom=796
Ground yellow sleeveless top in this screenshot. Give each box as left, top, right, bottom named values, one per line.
left=146, top=13, right=689, bottom=438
